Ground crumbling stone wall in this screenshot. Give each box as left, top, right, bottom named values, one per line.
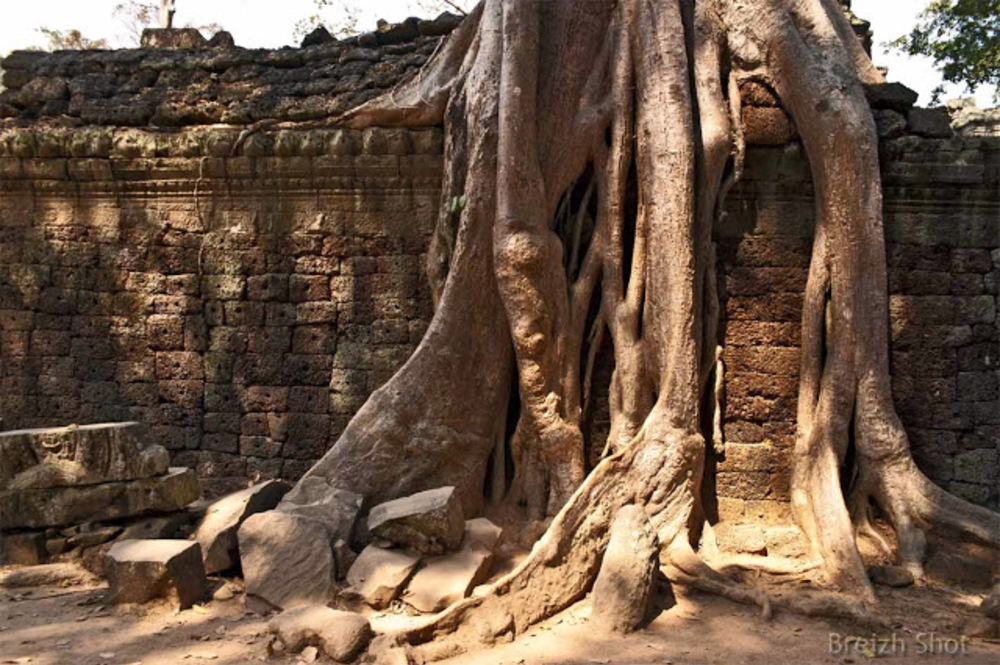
left=0, top=125, right=441, bottom=496
left=0, top=33, right=997, bottom=507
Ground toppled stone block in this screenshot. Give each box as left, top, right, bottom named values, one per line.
left=590, top=505, right=659, bottom=634
left=367, top=486, right=464, bottom=554
left=105, top=539, right=208, bottom=609
left=908, top=107, right=954, bottom=139
left=238, top=511, right=337, bottom=611
left=868, top=565, right=915, bottom=588
left=345, top=545, right=421, bottom=609
left=269, top=605, right=372, bottom=662
left=0, top=422, right=169, bottom=490
left=195, top=480, right=290, bottom=573
left=1, top=532, right=46, bottom=565
left=1, top=467, right=200, bottom=530
left=864, top=82, right=919, bottom=112
left=403, top=518, right=502, bottom=613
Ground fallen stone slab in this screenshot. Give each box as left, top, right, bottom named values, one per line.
left=194, top=480, right=290, bottom=574
left=238, top=510, right=337, bottom=611
left=367, top=486, right=464, bottom=554
left=590, top=505, right=659, bottom=634
left=0, top=422, right=169, bottom=490
left=1, top=532, right=46, bottom=565
left=403, top=518, right=502, bottom=613
left=277, top=477, right=363, bottom=545
left=105, top=539, right=208, bottom=609
left=346, top=545, right=421, bottom=609
left=0, top=562, right=99, bottom=588
left=1, top=467, right=200, bottom=529
left=269, top=605, right=372, bottom=662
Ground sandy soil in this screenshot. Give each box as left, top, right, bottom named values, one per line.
left=2, top=567, right=999, bottom=665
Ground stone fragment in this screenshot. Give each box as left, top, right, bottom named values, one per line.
left=590, top=505, right=659, bottom=634
left=345, top=545, right=421, bottom=609
left=0, top=422, right=169, bottom=490
left=908, top=107, right=954, bottom=139
left=269, top=605, right=372, bottom=662
left=194, top=480, right=290, bottom=573
left=864, top=82, right=919, bottom=112
left=403, top=518, right=502, bottom=613
left=238, top=511, right=336, bottom=611
left=1, top=532, right=46, bottom=565
left=1, top=467, right=199, bottom=529
left=367, top=486, right=464, bottom=554
left=105, top=539, right=208, bottom=609
left=868, top=565, right=915, bottom=588
left=301, top=25, right=334, bottom=48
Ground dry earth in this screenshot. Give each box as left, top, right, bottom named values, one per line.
left=2, top=565, right=999, bottom=665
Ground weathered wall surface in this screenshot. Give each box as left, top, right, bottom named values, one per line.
left=0, top=126, right=441, bottom=495
left=714, top=135, right=1000, bottom=519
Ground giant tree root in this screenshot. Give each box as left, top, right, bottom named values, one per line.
left=280, top=0, right=1000, bottom=660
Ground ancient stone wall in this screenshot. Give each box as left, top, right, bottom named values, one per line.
left=0, top=125, right=441, bottom=496
left=0, top=33, right=997, bottom=509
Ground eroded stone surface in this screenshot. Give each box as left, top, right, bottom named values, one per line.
left=1, top=467, right=199, bottom=529
left=367, top=486, right=464, bottom=554
left=269, top=605, right=372, bottom=661
left=0, top=422, right=169, bottom=490
left=195, top=480, right=290, bottom=573
left=238, top=510, right=336, bottom=611
left=402, top=518, right=502, bottom=613
left=345, top=545, right=420, bottom=609
left=105, top=539, right=208, bottom=609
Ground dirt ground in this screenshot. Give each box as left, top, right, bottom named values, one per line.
left=2, top=566, right=999, bottom=665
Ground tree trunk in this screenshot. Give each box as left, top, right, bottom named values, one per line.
left=282, top=0, right=1000, bottom=659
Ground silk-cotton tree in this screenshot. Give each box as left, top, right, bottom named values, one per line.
left=289, top=0, right=1000, bottom=658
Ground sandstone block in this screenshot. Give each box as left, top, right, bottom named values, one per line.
left=346, top=545, right=420, bottom=609
left=0, top=422, right=169, bottom=491
left=1, top=467, right=199, bottom=530
left=367, top=486, right=464, bottom=554
left=238, top=510, right=336, bottom=611
left=269, top=605, right=372, bottom=662
left=106, top=539, right=208, bottom=609
left=590, top=505, right=659, bottom=634
left=194, top=480, right=290, bottom=574
left=402, top=518, right=502, bottom=613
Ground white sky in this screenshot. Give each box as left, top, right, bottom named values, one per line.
left=0, top=0, right=995, bottom=107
